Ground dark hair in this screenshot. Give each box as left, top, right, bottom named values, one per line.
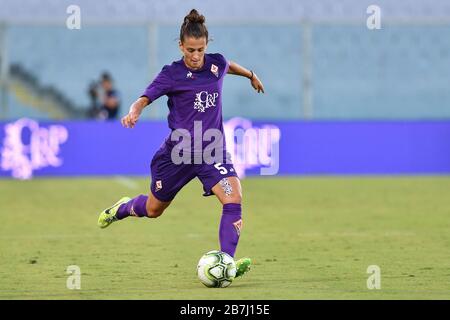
left=179, top=9, right=208, bottom=43
left=101, top=72, right=112, bottom=82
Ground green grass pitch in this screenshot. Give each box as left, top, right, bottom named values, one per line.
left=1, top=176, right=449, bottom=299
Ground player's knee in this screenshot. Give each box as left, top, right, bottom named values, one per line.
left=219, top=181, right=242, bottom=204
left=223, top=194, right=242, bottom=205
left=145, top=201, right=165, bottom=218
left=147, top=210, right=163, bottom=218
left=146, top=206, right=164, bottom=218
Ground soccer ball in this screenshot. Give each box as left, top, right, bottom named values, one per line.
left=197, top=250, right=237, bottom=288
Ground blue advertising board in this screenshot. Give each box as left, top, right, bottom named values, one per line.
left=1, top=118, right=449, bottom=179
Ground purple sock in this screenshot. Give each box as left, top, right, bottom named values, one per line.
left=219, top=203, right=242, bottom=257
left=116, top=195, right=148, bottom=220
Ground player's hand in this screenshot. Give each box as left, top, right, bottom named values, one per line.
left=250, top=73, right=265, bottom=93
left=121, top=105, right=142, bottom=129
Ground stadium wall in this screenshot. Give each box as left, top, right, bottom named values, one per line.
left=0, top=118, right=449, bottom=179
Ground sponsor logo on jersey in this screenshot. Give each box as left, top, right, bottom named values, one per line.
left=211, top=64, right=219, bottom=77
left=186, top=71, right=194, bottom=79
left=194, top=91, right=219, bottom=112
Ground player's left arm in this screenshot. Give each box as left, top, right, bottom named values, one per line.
left=227, top=61, right=265, bottom=93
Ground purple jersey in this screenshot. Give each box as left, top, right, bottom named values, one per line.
left=142, top=53, right=229, bottom=156
left=141, top=53, right=237, bottom=201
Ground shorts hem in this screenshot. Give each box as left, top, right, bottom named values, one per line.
left=201, top=171, right=238, bottom=198
left=150, top=189, right=175, bottom=202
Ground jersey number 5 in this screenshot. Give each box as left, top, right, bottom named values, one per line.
left=214, top=163, right=228, bottom=175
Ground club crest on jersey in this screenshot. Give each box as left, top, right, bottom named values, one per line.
left=211, top=64, right=219, bottom=77
left=155, top=180, right=162, bottom=192
left=233, top=219, right=243, bottom=236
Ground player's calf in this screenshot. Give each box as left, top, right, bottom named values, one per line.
left=211, top=177, right=244, bottom=257
left=116, top=194, right=149, bottom=218
left=145, top=192, right=171, bottom=218
left=219, top=203, right=242, bottom=257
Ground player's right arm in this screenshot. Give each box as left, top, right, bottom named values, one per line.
left=121, top=96, right=150, bottom=129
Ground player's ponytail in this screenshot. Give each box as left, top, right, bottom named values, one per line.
left=180, top=9, right=209, bottom=43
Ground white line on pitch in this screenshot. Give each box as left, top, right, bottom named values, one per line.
left=114, top=176, right=139, bottom=189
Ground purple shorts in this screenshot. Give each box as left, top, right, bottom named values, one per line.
left=150, top=146, right=238, bottom=202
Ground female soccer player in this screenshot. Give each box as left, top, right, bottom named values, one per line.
left=98, top=9, right=265, bottom=278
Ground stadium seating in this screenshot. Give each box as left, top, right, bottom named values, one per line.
left=2, top=0, right=450, bottom=21
left=2, top=0, right=450, bottom=120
